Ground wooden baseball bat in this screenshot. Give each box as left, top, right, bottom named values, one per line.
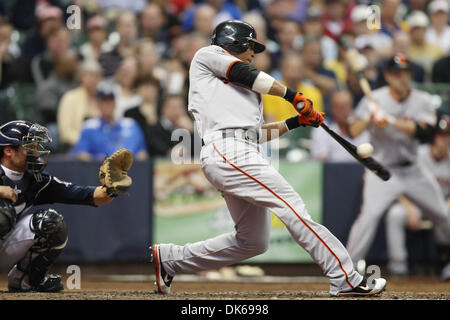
left=295, top=102, right=391, bottom=181
left=320, top=123, right=391, bottom=181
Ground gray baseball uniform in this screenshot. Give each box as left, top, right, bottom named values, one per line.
left=157, top=45, right=363, bottom=295
left=385, top=145, right=450, bottom=274
left=346, top=87, right=450, bottom=264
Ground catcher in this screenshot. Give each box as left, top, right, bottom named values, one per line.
left=0, top=120, right=133, bottom=292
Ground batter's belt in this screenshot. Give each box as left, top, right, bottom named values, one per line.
left=202, top=129, right=260, bottom=146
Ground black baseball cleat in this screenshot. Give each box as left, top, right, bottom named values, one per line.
left=333, top=278, right=387, bottom=297
left=34, top=274, right=64, bottom=293
left=8, top=274, right=64, bottom=293
left=150, top=244, right=173, bottom=294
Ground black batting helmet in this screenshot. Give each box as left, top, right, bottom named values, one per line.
left=211, top=20, right=266, bottom=54
left=385, top=53, right=412, bottom=72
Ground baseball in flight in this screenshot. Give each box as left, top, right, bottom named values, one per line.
left=357, top=143, right=374, bottom=158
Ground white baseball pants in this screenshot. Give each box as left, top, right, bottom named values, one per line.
left=159, top=137, right=362, bottom=294
left=0, top=213, right=36, bottom=272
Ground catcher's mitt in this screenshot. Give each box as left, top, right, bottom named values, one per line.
left=99, top=148, right=134, bottom=197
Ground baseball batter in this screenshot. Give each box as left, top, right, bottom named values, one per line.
left=346, top=54, right=450, bottom=272
left=151, top=20, right=386, bottom=297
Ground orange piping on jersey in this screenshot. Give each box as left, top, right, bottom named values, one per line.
left=226, top=60, right=240, bottom=79
left=212, top=143, right=354, bottom=289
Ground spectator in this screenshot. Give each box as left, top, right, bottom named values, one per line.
left=71, top=82, right=148, bottom=161
left=35, top=51, right=79, bottom=126
left=161, top=94, right=193, bottom=132
left=265, top=0, right=308, bottom=32
left=276, top=18, right=303, bottom=52
left=179, top=33, right=209, bottom=68
left=21, top=5, right=63, bottom=59
left=57, top=59, right=102, bottom=148
left=125, top=75, right=179, bottom=157
left=193, top=5, right=217, bottom=38
left=301, top=37, right=337, bottom=99
left=321, top=0, right=353, bottom=42
left=379, top=0, right=402, bottom=38
left=324, top=37, right=350, bottom=86
left=79, top=15, right=112, bottom=62
left=165, top=33, right=208, bottom=96
left=310, top=89, right=370, bottom=162
left=263, top=52, right=323, bottom=124
left=127, top=91, right=196, bottom=160
left=432, top=54, right=450, bottom=83
left=407, top=10, right=445, bottom=77
left=166, top=94, right=201, bottom=161
left=113, top=56, right=141, bottom=119
left=385, top=113, right=450, bottom=278
left=139, top=3, right=170, bottom=57
left=97, top=0, right=147, bottom=13
left=351, top=4, right=393, bottom=58
left=98, top=11, right=137, bottom=77
left=135, top=38, right=165, bottom=82
left=31, top=26, right=72, bottom=84
left=407, top=0, right=429, bottom=13
left=425, top=0, right=450, bottom=55
left=271, top=19, right=303, bottom=70
left=181, top=0, right=242, bottom=33
left=303, top=6, right=338, bottom=63
left=0, top=19, right=21, bottom=89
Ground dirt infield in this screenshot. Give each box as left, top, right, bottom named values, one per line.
left=0, top=276, right=449, bottom=300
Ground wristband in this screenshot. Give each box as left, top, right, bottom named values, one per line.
left=285, top=116, right=302, bottom=130
left=283, top=87, right=297, bottom=103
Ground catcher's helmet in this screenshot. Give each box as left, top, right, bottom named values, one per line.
left=211, top=20, right=265, bottom=54
left=0, top=120, right=52, bottom=179
left=385, top=53, right=412, bottom=72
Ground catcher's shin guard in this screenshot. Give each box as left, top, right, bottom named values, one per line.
left=8, top=208, right=67, bottom=292
left=0, top=199, right=17, bottom=238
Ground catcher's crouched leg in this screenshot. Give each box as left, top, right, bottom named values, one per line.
left=8, top=208, right=67, bottom=292
left=0, top=199, right=17, bottom=239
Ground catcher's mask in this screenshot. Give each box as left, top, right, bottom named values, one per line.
left=0, top=121, right=52, bottom=181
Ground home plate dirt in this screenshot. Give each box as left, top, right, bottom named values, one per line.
left=0, top=276, right=448, bottom=300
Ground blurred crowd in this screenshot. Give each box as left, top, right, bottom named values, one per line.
left=0, top=0, right=449, bottom=161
